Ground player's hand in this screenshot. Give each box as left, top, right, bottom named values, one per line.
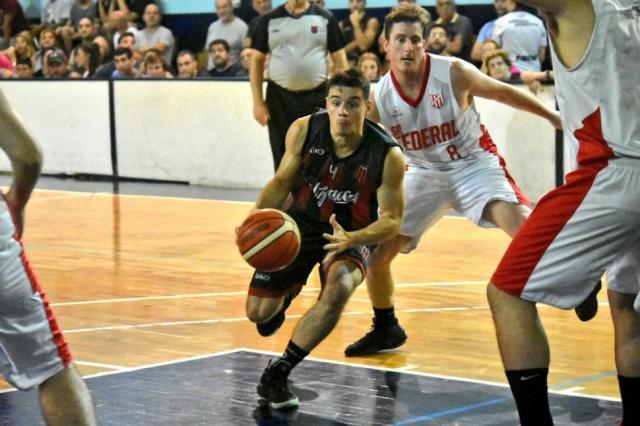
left=322, top=214, right=352, bottom=265
left=549, top=111, right=562, bottom=130
left=253, top=101, right=270, bottom=126
left=5, top=190, right=25, bottom=239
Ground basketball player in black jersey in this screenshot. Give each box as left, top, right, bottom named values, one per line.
left=240, top=69, right=406, bottom=409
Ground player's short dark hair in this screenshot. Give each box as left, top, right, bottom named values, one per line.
left=209, top=39, right=230, bottom=52
left=384, top=3, right=431, bottom=40
left=328, top=68, right=370, bottom=100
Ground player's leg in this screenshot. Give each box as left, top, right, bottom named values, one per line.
left=489, top=162, right=640, bottom=425
left=607, top=246, right=640, bottom=425
left=344, top=234, right=410, bottom=356
left=38, top=363, right=97, bottom=426
left=258, top=257, right=364, bottom=409
left=482, top=200, right=530, bottom=237
left=345, top=166, right=451, bottom=356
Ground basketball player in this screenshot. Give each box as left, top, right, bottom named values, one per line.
left=0, top=88, right=97, bottom=424
left=241, top=69, right=405, bottom=409
left=346, top=4, right=564, bottom=357
left=488, top=1, right=640, bottom=424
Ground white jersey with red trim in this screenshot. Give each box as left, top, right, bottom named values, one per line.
left=550, top=0, right=640, bottom=166
left=375, top=54, right=490, bottom=171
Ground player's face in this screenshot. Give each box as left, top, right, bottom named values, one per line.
left=326, top=86, right=368, bottom=137
left=386, top=22, right=425, bottom=74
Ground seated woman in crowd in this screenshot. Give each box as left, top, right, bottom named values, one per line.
left=482, top=48, right=553, bottom=94
left=70, top=42, right=101, bottom=78
left=137, top=49, right=173, bottom=78
left=357, top=52, right=381, bottom=82
left=1, top=31, right=37, bottom=70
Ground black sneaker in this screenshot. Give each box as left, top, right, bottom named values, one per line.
left=344, top=322, right=407, bottom=357
left=256, top=291, right=296, bottom=337
left=575, top=280, right=602, bottom=322
left=257, top=361, right=299, bottom=410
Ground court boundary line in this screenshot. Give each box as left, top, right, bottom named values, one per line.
left=0, top=348, right=619, bottom=403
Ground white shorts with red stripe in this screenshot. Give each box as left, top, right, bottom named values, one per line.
left=492, top=157, right=640, bottom=309
left=400, top=149, right=530, bottom=253
left=0, top=198, right=72, bottom=390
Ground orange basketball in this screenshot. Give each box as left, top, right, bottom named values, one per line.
left=236, top=209, right=301, bottom=272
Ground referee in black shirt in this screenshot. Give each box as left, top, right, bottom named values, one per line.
left=250, top=0, right=348, bottom=170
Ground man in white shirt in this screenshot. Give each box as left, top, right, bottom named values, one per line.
left=205, top=0, right=248, bottom=67
left=491, top=6, right=547, bottom=71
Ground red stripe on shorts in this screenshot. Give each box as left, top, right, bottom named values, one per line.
left=19, top=243, right=73, bottom=366
left=491, top=108, right=611, bottom=296
left=478, top=125, right=531, bottom=207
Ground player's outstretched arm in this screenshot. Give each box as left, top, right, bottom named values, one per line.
left=452, top=59, right=562, bottom=129
left=253, top=116, right=309, bottom=211
left=0, top=89, right=42, bottom=237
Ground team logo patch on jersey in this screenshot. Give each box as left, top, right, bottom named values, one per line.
left=430, top=93, right=444, bottom=109
left=311, top=25, right=318, bottom=33
left=391, top=106, right=402, bottom=117
left=354, top=165, right=368, bottom=184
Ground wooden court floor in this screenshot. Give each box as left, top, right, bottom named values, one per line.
left=0, top=189, right=620, bottom=402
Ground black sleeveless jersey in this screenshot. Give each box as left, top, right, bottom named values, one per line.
left=284, top=111, right=399, bottom=236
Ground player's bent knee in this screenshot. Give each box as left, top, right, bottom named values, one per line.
left=245, top=297, right=282, bottom=323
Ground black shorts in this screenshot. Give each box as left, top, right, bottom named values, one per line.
left=248, top=234, right=374, bottom=298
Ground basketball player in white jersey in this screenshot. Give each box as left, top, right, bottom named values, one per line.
left=0, top=89, right=97, bottom=424
left=488, top=1, right=640, bottom=424
left=345, top=3, right=563, bottom=357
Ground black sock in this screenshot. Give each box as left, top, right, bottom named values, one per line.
left=373, top=307, right=398, bottom=328
left=505, top=368, right=553, bottom=426
left=618, top=375, right=640, bottom=425
left=271, top=341, right=309, bottom=376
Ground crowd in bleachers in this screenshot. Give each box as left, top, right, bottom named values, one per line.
left=0, top=0, right=554, bottom=89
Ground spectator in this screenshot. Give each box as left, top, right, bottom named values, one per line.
left=98, top=0, right=153, bottom=26
left=136, top=3, right=174, bottom=66
left=250, top=0, right=348, bottom=170
left=14, top=56, right=33, bottom=78
left=57, top=0, right=99, bottom=53
left=434, top=0, right=473, bottom=61
left=0, top=52, right=13, bottom=77
left=206, top=38, right=243, bottom=77
left=93, top=30, right=136, bottom=77
left=125, top=0, right=155, bottom=26
left=483, top=49, right=522, bottom=84
left=176, top=50, right=200, bottom=78
left=69, top=0, right=98, bottom=27
left=34, top=28, right=61, bottom=75
left=106, top=10, right=138, bottom=48
left=236, top=46, right=252, bottom=77
left=471, top=0, right=516, bottom=62
left=339, top=0, right=380, bottom=57
left=138, top=49, right=171, bottom=78
left=0, top=0, right=29, bottom=49
left=69, top=42, right=100, bottom=77
left=45, top=49, right=71, bottom=78
left=205, top=0, right=248, bottom=67
left=356, top=51, right=380, bottom=81
left=111, top=46, right=135, bottom=77
left=41, top=0, right=74, bottom=27
left=425, top=23, right=450, bottom=56
left=1, top=30, right=36, bottom=68
left=244, top=0, right=272, bottom=48
left=491, top=4, right=547, bottom=71
left=519, top=68, right=553, bottom=94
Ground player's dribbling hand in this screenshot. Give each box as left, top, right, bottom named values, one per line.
left=322, top=214, right=352, bottom=265
left=253, top=102, right=270, bottom=126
